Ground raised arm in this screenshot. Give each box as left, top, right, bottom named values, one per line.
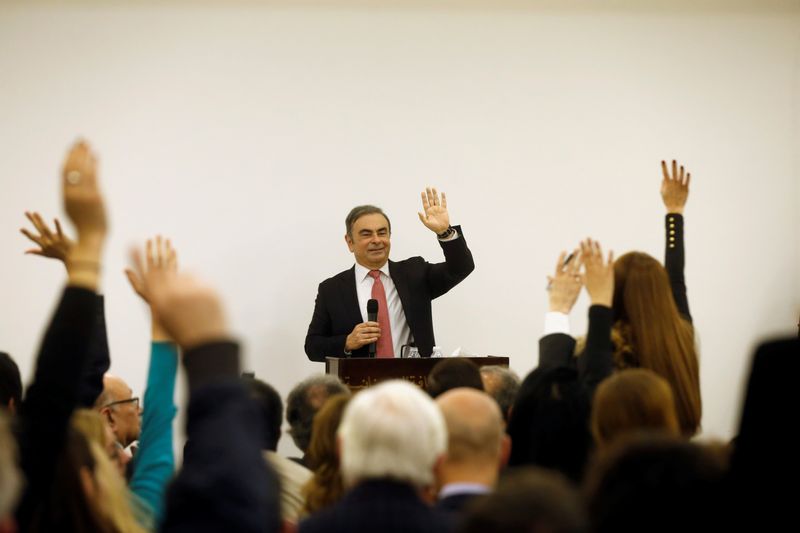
left=16, top=140, right=108, bottom=529
left=538, top=249, right=583, bottom=369
left=20, top=211, right=110, bottom=406
left=124, top=236, right=179, bottom=525
left=418, top=187, right=475, bottom=296
left=130, top=251, right=280, bottom=532
left=577, top=238, right=615, bottom=389
left=660, top=160, right=691, bottom=322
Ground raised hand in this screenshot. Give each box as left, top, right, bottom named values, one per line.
left=661, top=160, right=691, bottom=214
left=547, top=249, right=583, bottom=314
left=125, top=236, right=178, bottom=304
left=63, top=140, right=107, bottom=243
left=417, top=187, right=451, bottom=234
left=20, top=212, right=74, bottom=266
left=129, top=247, right=227, bottom=349
left=581, top=238, right=614, bottom=307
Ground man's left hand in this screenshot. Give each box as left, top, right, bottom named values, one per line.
left=417, top=187, right=450, bottom=234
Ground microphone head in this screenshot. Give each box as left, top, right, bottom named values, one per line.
left=367, top=299, right=379, bottom=314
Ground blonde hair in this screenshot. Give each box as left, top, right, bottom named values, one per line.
left=612, top=252, right=702, bottom=436
left=71, top=409, right=146, bottom=533
left=591, top=369, right=680, bottom=448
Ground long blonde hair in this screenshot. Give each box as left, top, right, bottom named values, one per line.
left=612, top=252, right=701, bottom=436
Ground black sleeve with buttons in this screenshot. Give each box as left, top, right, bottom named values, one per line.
left=665, top=213, right=691, bottom=323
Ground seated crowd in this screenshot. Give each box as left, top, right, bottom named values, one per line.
left=0, top=142, right=796, bottom=533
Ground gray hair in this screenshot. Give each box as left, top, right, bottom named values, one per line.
left=338, top=380, right=447, bottom=488
left=286, top=374, right=350, bottom=452
left=345, top=205, right=391, bottom=237
left=480, top=366, right=520, bottom=423
left=0, top=412, right=23, bottom=519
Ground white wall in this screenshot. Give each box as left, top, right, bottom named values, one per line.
left=1, top=0, right=798, bottom=457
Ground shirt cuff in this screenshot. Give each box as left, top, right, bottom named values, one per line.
left=543, top=312, right=570, bottom=335
left=437, top=231, right=460, bottom=242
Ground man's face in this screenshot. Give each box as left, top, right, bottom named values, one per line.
left=102, top=378, right=142, bottom=447
left=346, top=213, right=391, bottom=269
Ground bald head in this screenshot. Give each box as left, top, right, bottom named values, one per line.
left=436, top=388, right=505, bottom=464
left=96, top=374, right=141, bottom=447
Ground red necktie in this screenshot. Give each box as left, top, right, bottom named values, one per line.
left=369, top=270, right=394, bottom=358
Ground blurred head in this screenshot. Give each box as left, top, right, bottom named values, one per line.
left=286, top=375, right=349, bottom=454
left=95, top=374, right=142, bottom=447
left=506, top=366, right=592, bottom=483
left=0, top=412, right=22, bottom=532
left=338, top=380, right=447, bottom=489
left=479, top=365, right=520, bottom=423
left=591, top=369, right=680, bottom=449
left=345, top=206, right=392, bottom=270
left=426, top=359, right=484, bottom=398
left=459, top=467, right=587, bottom=533
left=242, top=376, right=283, bottom=451
left=436, top=388, right=510, bottom=487
left=612, top=252, right=702, bottom=436
left=0, top=352, right=22, bottom=416
left=585, top=434, right=726, bottom=533
left=303, top=394, right=351, bottom=515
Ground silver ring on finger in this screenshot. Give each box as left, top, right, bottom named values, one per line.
left=66, top=170, right=81, bottom=185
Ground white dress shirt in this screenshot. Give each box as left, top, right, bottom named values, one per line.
left=354, top=262, right=411, bottom=357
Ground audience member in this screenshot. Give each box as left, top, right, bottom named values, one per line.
left=129, top=232, right=281, bottom=532
left=434, top=388, right=510, bottom=517
left=458, top=467, right=587, bottom=533
left=479, top=365, right=519, bottom=423
left=584, top=434, right=726, bottom=533
left=286, top=374, right=349, bottom=467
left=505, top=365, right=592, bottom=483
left=243, top=374, right=312, bottom=523
left=302, top=393, right=350, bottom=516
left=591, top=369, right=680, bottom=449
left=426, top=358, right=484, bottom=398
left=299, top=380, right=450, bottom=533
left=95, top=375, right=142, bottom=450
left=0, top=412, right=22, bottom=533
left=0, top=353, right=21, bottom=416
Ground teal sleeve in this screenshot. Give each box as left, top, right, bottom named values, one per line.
left=130, top=341, right=178, bottom=526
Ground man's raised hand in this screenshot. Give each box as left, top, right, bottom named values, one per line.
left=125, top=236, right=178, bottom=304
left=417, top=187, right=450, bottom=234
left=547, top=249, right=583, bottom=314
left=581, top=238, right=614, bottom=308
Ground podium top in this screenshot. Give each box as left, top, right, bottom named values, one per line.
left=325, top=356, right=510, bottom=391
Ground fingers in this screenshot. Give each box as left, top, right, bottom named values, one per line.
left=661, top=160, right=670, bottom=182
left=607, top=250, right=615, bottom=264
left=685, top=172, right=691, bottom=188
left=420, top=191, right=430, bottom=212
left=146, top=239, right=155, bottom=270
left=54, top=218, right=65, bottom=239
left=555, top=251, right=567, bottom=274
left=131, top=247, right=147, bottom=280
left=679, top=164, right=685, bottom=182
left=20, top=228, right=42, bottom=246
left=440, top=191, right=447, bottom=209
left=672, top=160, right=677, bottom=182
left=124, top=268, right=142, bottom=292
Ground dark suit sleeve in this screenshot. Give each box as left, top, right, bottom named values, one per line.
left=538, top=333, right=577, bottom=369
left=161, top=341, right=280, bottom=533
left=576, top=305, right=615, bottom=389
left=665, top=214, right=691, bottom=323
left=77, top=294, right=111, bottom=407
left=425, top=225, right=475, bottom=299
left=304, top=283, right=349, bottom=363
left=15, top=286, right=98, bottom=530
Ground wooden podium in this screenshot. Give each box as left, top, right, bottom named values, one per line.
left=326, top=356, right=510, bottom=391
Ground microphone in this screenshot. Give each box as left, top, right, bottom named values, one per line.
left=367, top=299, right=378, bottom=358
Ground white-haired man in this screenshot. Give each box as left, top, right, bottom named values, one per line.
left=299, top=380, right=451, bottom=533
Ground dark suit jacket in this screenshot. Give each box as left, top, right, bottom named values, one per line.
left=299, top=479, right=452, bottom=533
left=304, top=226, right=474, bottom=361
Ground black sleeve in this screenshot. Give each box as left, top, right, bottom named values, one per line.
left=665, top=214, right=691, bottom=322
left=576, top=305, right=615, bottom=389
left=304, top=284, right=349, bottom=363
left=425, top=226, right=475, bottom=299
left=538, top=333, right=577, bottom=369
left=15, top=286, right=98, bottom=530
left=77, top=294, right=111, bottom=407
left=161, top=341, right=281, bottom=533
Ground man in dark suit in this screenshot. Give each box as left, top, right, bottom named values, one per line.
left=434, top=388, right=510, bottom=518
left=304, top=188, right=474, bottom=361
